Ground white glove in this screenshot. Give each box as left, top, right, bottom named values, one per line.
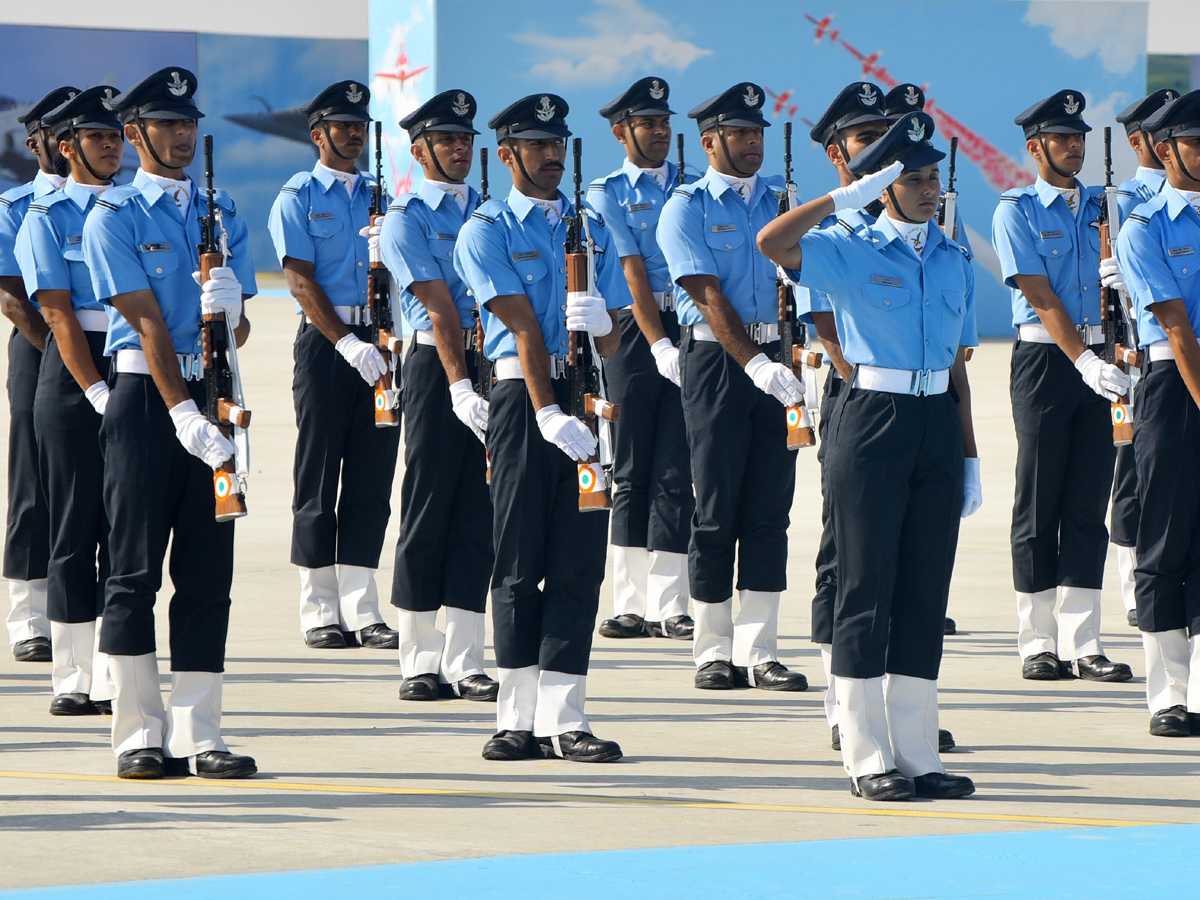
left=192, top=266, right=242, bottom=330
left=358, top=223, right=381, bottom=256
left=335, top=333, right=388, bottom=385
left=649, top=338, right=681, bottom=386
left=84, top=381, right=110, bottom=416
left=168, top=399, right=234, bottom=468
left=565, top=294, right=613, bottom=337
left=828, top=160, right=905, bottom=212
left=448, top=378, right=488, bottom=443
left=962, top=456, right=982, bottom=518
left=1100, top=255, right=1125, bottom=293
left=744, top=352, right=804, bottom=407
left=535, top=403, right=597, bottom=462
left=1074, top=348, right=1130, bottom=402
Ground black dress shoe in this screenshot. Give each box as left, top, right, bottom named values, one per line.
left=93, top=700, right=112, bottom=716
left=646, top=615, right=694, bottom=640
left=1076, top=655, right=1133, bottom=682
left=1150, top=705, right=1191, bottom=737
left=745, top=661, right=808, bottom=692
left=1022, top=651, right=1061, bottom=680
left=695, top=660, right=742, bottom=690
left=49, top=692, right=100, bottom=716
left=850, top=769, right=915, bottom=801
left=117, top=747, right=164, bottom=779
left=1127, top=609, right=1139, bottom=627
left=939, top=729, right=956, bottom=753
left=598, top=614, right=647, bottom=638
left=914, top=771, right=975, bottom=799
left=12, top=636, right=51, bottom=662
left=831, top=724, right=841, bottom=750
left=455, top=673, right=499, bottom=702
left=482, top=730, right=538, bottom=760
left=341, top=630, right=361, bottom=648
left=358, top=622, right=399, bottom=649
left=164, top=751, right=257, bottom=779
left=304, top=626, right=346, bottom=649
left=538, top=730, right=623, bottom=763
left=943, top=617, right=957, bottom=635
left=399, top=673, right=439, bottom=701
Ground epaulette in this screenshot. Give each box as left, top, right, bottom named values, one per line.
left=27, top=202, right=52, bottom=214
left=471, top=198, right=506, bottom=224
left=388, top=193, right=417, bottom=213
left=95, top=198, right=120, bottom=212
left=956, top=243, right=973, bottom=262
left=588, top=177, right=610, bottom=191
left=999, top=195, right=1020, bottom=204
left=96, top=184, right=140, bottom=207
left=584, top=207, right=605, bottom=227
left=471, top=211, right=496, bottom=225
left=281, top=171, right=312, bottom=193
left=1116, top=189, right=1136, bottom=198
left=208, top=188, right=237, bottom=217
left=836, top=218, right=856, bottom=234
left=0, top=197, right=10, bottom=210
left=671, top=185, right=696, bottom=200
left=0, top=183, right=35, bottom=205
left=1129, top=213, right=1150, bottom=224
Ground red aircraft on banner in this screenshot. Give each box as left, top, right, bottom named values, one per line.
left=808, top=14, right=840, bottom=43
left=764, top=87, right=799, bottom=119
left=374, top=46, right=428, bottom=86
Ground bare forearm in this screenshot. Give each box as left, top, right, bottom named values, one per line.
left=595, top=310, right=621, bottom=357
left=43, top=310, right=103, bottom=391
left=139, top=319, right=192, bottom=408
left=234, top=305, right=250, bottom=348
left=1169, top=328, right=1200, bottom=411
left=430, top=307, right=470, bottom=384
left=622, top=256, right=667, bottom=345
left=756, top=196, right=836, bottom=270
left=284, top=264, right=350, bottom=345
left=696, top=295, right=758, bottom=366
left=1017, top=277, right=1087, bottom=361
left=516, top=332, right=556, bottom=411
left=810, top=310, right=852, bottom=381
left=952, top=352, right=977, bottom=457
left=0, top=278, right=49, bottom=350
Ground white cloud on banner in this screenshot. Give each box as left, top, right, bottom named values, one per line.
left=1023, top=1, right=1145, bottom=75
left=513, top=0, right=711, bottom=85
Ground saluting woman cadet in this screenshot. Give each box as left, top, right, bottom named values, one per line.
left=14, top=86, right=123, bottom=716
left=759, top=111, right=979, bottom=801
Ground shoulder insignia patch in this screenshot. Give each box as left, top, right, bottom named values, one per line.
left=95, top=199, right=120, bottom=211
left=472, top=212, right=496, bottom=225
left=1129, top=214, right=1150, bottom=224
left=999, top=196, right=1019, bottom=203
left=671, top=187, right=696, bottom=200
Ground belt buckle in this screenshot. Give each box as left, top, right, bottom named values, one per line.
left=912, top=369, right=933, bottom=396
left=179, top=354, right=198, bottom=381
left=747, top=322, right=763, bottom=344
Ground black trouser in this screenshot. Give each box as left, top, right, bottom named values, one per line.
left=1110, top=442, right=1140, bottom=548
left=4, top=328, right=49, bottom=580
left=34, top=331, right=109, bottom=623
left=100, top=373, right=233, bottom=671
left=606, top=307, right=692, bottom=554
left=391, top=341, right=492, bottom=614
left=1010, top=340, right=1114, bottom=593
left=1133, top=360, right=1200, bottom=636
left=827, top=387, right=963, bottom=680
left=811, top=367, right=844, bottom=645
left=679, top=333, right=797, bottom=603
left=291, top=320, right=401, bottom=569
left=487, top=377, right=608, bottom=675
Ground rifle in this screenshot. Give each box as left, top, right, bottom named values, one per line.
left=938, top=136, right=958, bottom=242
left=776, top=122, right=816, bottom=450
left=369, top=121, right=402, bottom=427
left=473, top=147, right=494, bottom=483
left=1099, top=126, right=1142, bottom=446
left=565, top=137, right=619, bottom=510
left=676, top=133, right=686, bottom=187
left=197, top=135, right=250, bottom=522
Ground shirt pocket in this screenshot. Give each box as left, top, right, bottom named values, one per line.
left=862, top=281, right=911, bottom=312
left=512, top=251, right=548, bottom=290
left=307, top=215, right=344, bottom=240
left=1167, top=251, right=1198, bottom=283
left=624, top=204, right=657, bottom=235
left=139, top=249, right=179, bottom=280
left=62, top=248, right=85, bottom=263
left=1033, top=233, right=1070, bottom=263
left=704, top=227, right=746, bottom=254
left=941, top=289, right=967, bottom=351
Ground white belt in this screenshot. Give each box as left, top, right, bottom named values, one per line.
left=305, top=305, right=372, bottom=326
left=414, top=328, right=476, bottom=350
left=74, top=309, right=109, bottom=332
left=691, top=321, right=780, bottom=344
left=494, top=355, right=569, bottom=380
left=854, top=365, right=950, bottom=396
left=1147, top=339, right=1200, bottom=362
left=1018, top=322, right=1103, bottom=345
left=115, top=348, right=204, bottom=381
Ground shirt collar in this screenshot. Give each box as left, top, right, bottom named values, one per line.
left=703, top=166, right=765, bottom=205
left=1136, top=166, right=1167, bottom=194
left=506, top=185, right=572, bottom=223
left=31, top=170, right=63, bottom=198
left=63, top=177, right=100, bottom=212
left=1034, top=176, right=1083, bottom=209
left=132, top=168, right=197, bottom=210
left=870, top=213, right=947, bottom=255
left=622, top=156, right=672, bottom=188
left=418, top=178, right=469, bottom=210
left=311, top=161, right=365, bottom=195
left=1161, top=183, right=1194, bottom=220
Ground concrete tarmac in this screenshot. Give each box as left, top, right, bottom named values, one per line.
left=1, top=289, right=1196, bottom=891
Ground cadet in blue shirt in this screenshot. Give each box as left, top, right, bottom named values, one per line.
left=0, top=86, right=76, bottom=665
left=382, top=90, right=497, bottom=703
left=1109, top=89, right=1179, bottom=629
left=760, top=110, right=978, bottom=802
left=453, top=93, right=630, bottom=763
left=992, top=90, right=1133, bottom=686
left=1115, top=91, right=1200, bottom=738
left=267, top=81, right=399, bottom=653
left=14, top=86, right=122, bottom=717
left=83, top=67, right=257, bottom=781
left=588, top=76, right=695, bottom=644
left=657, top=82, right=809, bottom=694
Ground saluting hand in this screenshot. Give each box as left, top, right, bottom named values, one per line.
left=169, top=399, right=235, bottom=468
left=744, top=352, right=804, bottom=407
left=650, top=338, right=681, bottom=387
left=535, top=404, right=598, bottom=461
left=828, top=160, right=905, bottom=212
left=335, top=333, right=388, bottom=385
left=449, top=379, right=489, bottom=444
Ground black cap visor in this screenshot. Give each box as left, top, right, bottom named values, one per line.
left=52, top=116, right=122, bottom=138
left=833, top=110, right=888, bottom=134
left=503, top=123, right=571, bottom=140
left=1026, top=117, right=1091, bottom=137
left=611, top=103, right=675, bottom=123
left=699, top=112, right=770, bottom=132
left=128, top=102, right=205, bottom=122
left=1166, top=124, right=1200, bottom=139
left=898, top=144, right=946, bottom=171
left=411, top=118, right=480, bottom=137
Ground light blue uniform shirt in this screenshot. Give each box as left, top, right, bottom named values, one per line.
left=587, top=157, right=684, bottom=294
left=1116, top=184, right=1200, bottom=347
left=992, top=177, right=1104, bottom=329
left=267, top=163, right=374, bottom=310
left=797, top=215, right=977, bottom=370
left=83, top=168, right=257, bottom=356
left=657, top=166, right=786, bottom=327
left=0, top=171, right=62, bottom=299
left=1116, top=166, right=1167, bottom=222
left=453, top=186, right=632, bottom=360
left=14, top=178, right=106, bottom=312
left=381, top=179, right=478, bottom=331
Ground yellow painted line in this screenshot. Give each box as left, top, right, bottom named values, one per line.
left=0, top=769, right=1163, bottom=828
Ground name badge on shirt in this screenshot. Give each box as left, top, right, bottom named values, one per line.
left=140, top=242, right=171, bottom=252
left=711, top=223, right=737, bottom=233
left=1168, top=246, right=1194, bottom=257
left=628, top=202, right=654, bottom=212
left=1038, top=230, right=1063, bottom=239
left=308, top=212, right=335, bottom=220
left=66, top=235, right=82, bottom=244
left=511, top=251, right=541, bottom=262
left=871, top=275, right=902, bottom=287
left=434, top=233, right=456, bottom=241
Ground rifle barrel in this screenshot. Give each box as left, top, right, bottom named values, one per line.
left=676, top=133, right=685, bottom=186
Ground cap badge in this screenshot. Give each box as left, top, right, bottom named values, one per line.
left=346, top=83, right=364, bottom=104
left=452, top=92, right=470, bottom=117
left=742, top=85, right=761, bottom=108
left=649, top=80, right=665, bottom=100
left=907, top=118, right=926, bottom=142
left=167, top=72, right=188, bottom=98
left=67, top=90, right=78, bottom=102
left=904, top=86, right=920, bottom=106
left=1166, top=90, right=1178, bottom=102
left=101, top=88, right=116, bottom=111
left=535, top=95, right=556, bottom=122
left=859, top=84, right=878, bottom=107
left=1063, top=94, right=1080, bottom=116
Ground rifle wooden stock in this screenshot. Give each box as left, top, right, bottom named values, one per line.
left=199, top=250, right=248, bottom=520
left=369, top=211, right=401, bottom=428
left=778, top=281, right=816, bottom=450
